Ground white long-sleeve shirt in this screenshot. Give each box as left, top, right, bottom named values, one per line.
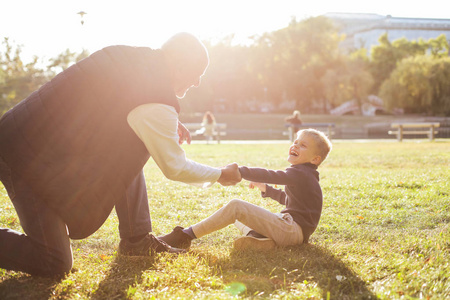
left=127, top=103, right=221, bottom=186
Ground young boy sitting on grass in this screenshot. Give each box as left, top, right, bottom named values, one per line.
left=159, top=129, right=332, bottom=250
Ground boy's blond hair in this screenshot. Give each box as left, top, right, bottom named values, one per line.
left=297, top=129, right=332, bottom=166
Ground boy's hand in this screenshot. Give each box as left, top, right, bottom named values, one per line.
left=249, top=181, right=266, bottom=193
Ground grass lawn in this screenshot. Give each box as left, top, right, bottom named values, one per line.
left=0, top=139, right=449, bottom=299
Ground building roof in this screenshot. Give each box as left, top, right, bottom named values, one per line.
left=325, top=13, right=450, bottom=35
left=324, top=12, right=450, bottom=51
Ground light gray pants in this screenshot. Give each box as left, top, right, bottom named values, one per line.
left=192, top=199, right=304, bottom=246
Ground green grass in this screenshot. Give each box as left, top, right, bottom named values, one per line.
left=1, top=140, right=449, bottom=299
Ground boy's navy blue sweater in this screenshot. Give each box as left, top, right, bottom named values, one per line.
left=239, top=163, right=322, bottom=243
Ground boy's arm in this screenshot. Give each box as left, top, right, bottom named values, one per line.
left=239, top=166, right=299, bottom=186
left=263, top=184, right=287, bottom=205
left=249, top=182, right=287, bottom=205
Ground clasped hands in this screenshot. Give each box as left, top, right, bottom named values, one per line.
left=176, top=122, right=244, bottom=187
left=217, top=164, right=266, bottom=191
left=217, top=163, right=242, bottom=186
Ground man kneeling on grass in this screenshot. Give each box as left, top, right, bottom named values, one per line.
left=159, top=129, right=332, bottom=250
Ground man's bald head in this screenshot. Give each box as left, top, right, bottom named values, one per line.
left=162, top=32, right=209, bottom=77
left=161, top=33, right=209, bottom=98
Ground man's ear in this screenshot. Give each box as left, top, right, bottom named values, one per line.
left=311, top=155, right=321, bottom=166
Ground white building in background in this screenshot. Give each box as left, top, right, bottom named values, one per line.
left=325, top=13, right=450, bottom=53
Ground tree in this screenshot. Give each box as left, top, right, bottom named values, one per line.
left=247, top=31, right=289, bottom=109
left=370, top=33, right=449, bottom=93
left=429, top=57, right=450, bottom=115
left=427, top=34, right=449, bottom=59
left=48, top=48, right=90, bottom=74
left=0, top=38, right=48, bottom=114
left=380, top=55, right=450, bottom=115
left=345, top=50, right=374, bottom=114
left=0, top=38, right=89, bottom=115
left=321, top=48, right=373, bottom=114
left=182, top=37, right=260, bottom=113
left=206, top=39, right=259, bottom=112
left=321, top=69, right=348, bottom=109
left=249, top=16, right=343, bottom=113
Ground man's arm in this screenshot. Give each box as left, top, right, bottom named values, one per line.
left=127, top=103, right=221, bottom=185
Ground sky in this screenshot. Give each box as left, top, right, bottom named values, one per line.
left=1, top=0, right=449, bottom=63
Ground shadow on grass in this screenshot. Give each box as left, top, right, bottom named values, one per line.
left=0, top=255, right=156, bottom=300
left=0, top=274, right=62, bottom=300
left=90, top=255, right=156, bottom=300
left=214, top=243, right=377, bottom=299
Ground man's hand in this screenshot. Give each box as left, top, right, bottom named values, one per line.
left=249, top=181, right=266, bottom=193
left=177, top=121, right=191, bottom=145
left=217, top=163, right=242, bottom=186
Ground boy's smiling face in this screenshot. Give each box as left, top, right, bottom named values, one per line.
left=287, top=133, right=321, bottom=166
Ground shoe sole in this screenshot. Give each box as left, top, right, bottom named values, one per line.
left=233, top=236, right=276, bottom=251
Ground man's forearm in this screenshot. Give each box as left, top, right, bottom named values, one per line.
left=127, top=103, right=221, bottom=185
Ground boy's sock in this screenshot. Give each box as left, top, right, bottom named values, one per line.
left=182, top=227, right=197, bottom=239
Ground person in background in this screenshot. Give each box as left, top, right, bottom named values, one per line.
left=285, top=110, right=303, bottom=141
left=159, top=129, right=332, bottom=251
left=196, top=111, right=217, bottom=143
left=0, top=32, right=241, bottom=277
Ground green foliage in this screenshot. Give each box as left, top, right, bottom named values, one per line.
left=380, top=56, right=450, bottom=115
left=184, top=38, right=259, bottom=113
left=369, top=33, right=449, bottom=94
left=2, top=22, right=450, bottom=116
left=183, top=16, right=345, bottom=114
left=321, top=48, right=374, bottom=113
left=0, top=38, right=48, bottom=114
left=0, top=38, right=89, bottom=115
left=370, top=34, right=450, bottom=115
left=254, top=16, right=343, bottom=113
left=1, top=140, right=449, bottom=299
left=429, top=57, right=450, bottom=115
left=47, top=48, right=90, bottom=74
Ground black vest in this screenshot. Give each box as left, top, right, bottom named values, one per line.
left=0, top=46, right=180, bottom=238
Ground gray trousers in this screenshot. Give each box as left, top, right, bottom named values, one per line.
left=192, top=199, right=303, bottom=246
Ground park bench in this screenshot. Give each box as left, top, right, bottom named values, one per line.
left=388, top=122, right=439, bottom=141
left=284, top=123, right=335, bottom=141
left=184, top=123, right=227, bottom=144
